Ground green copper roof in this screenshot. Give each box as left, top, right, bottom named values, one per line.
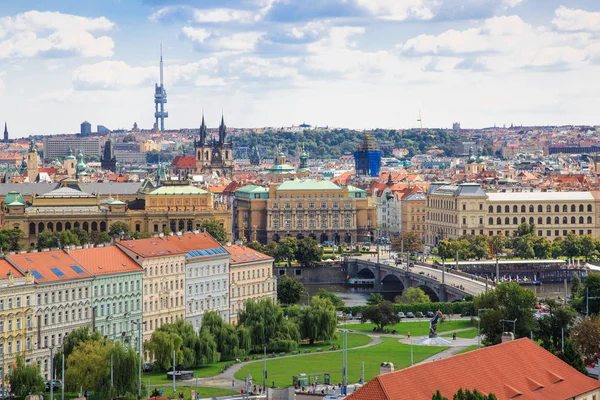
left=4, top=191, right=25, bottom=206
left=277, top=179, right=341, bottom=191
left=108, top=199, right=127, bottom=205
left=147, top=185, right=208, bottom=196
left=236, top=185, right=268, bottom=194
left=269, top=164, right=296, bottom=174
left=347, top=185, right=365, bottom=193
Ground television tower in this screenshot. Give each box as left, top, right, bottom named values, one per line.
left=154, top=44, right=168, bottom=132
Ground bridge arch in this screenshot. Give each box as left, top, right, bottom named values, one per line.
left=381, top=274, right=405, bottom=292
left=357, top=268, right=375, bottom=279
left=418, top=285, right=440, bottom=302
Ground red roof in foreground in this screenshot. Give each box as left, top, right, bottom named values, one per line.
left=225, top=244, right=273, bottom=265
left=171, top=155, right=196, bottom=169
left=347, top=338, right=600, bottom=400
left=69, top=246, right=144, bottom=275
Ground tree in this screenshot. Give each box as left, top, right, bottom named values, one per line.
left=361, top=300, right=399, bottom=330
left=562, top=233, right=582, bottom=258
left=468, top=235, right=489, bottom=260
left=108, top=221, right=131, bottom=237
left=298, top=297, right=338, bottom=344
left=391, top=232, right=423, bottom=253
left=318, top=288, right=344, bottom=308
left=4, top=228, right=25, bottom=251
left=571, top=315, right=600, bottom=364
left=489, top=235, right=508, bottom=256
left=532, top=236, right=552, bottom=259
left=238, top=298, right=300, bottom=352
left=551, top=238, right=564, bottom=258
left=571, top=273, right=582, bottom=297
left=199, top=219, right=228, bottom=244
left=474, top=283, right=537, bottom=345
left=432, top=389, right=497, bottom=400
left=58, top=229, right=81, bottom=247
left=277, top=275, right=305, bottom=305
left=276, top=237, right=298, bottom=267
left=557, top=339, right=587, bottom=375
left=247, top=241, right=266, bottom=253
left=144, top=330, right=183, bottom=371
left=366, top=293, right=384, bottom=306
left=71, top=227, right=89, bottom=245
left=515, top=223, right=535, bottom=238
left=37, top=229, right=58, bottom=249
left=295, top=237, right=323, bottom=267
left=9, top=355, right=45, bottom=396
left=200, top=311, right=250, bottom=360
left=398, top=287, right=430, bottom=304
left=583, top=273, right=600, bottom=315
left=111, top=342, right=140, bottom=395
left=65, top=339, right=112, bottom=393
left=263, top=241, right=279, bottom=259
left=536, top=299, right=577, bottom=352
left=580, top=235, right=598, bottom=261
left=513, top=235, right=535, bottom=259
left=90, top=230, right=111, bottom=245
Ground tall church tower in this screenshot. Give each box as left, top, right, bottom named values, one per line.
left=3, top=122, right=8, bottom=142
left=194, top=113, right=234, bottom=178
left=26, top=139, right=39, bottom=182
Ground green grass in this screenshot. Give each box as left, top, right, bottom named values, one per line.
left=143, top=334, right=371, bottom=385
left=349, top=319, right=474, bottom=336
left=234, top=337, right=447, bottom=388
left=148, top=385, right=238, bottom=399
left=456, top=345, right=480, bottom=354
left=441, top=328, right=479, bottom=339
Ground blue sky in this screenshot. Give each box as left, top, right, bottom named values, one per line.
left=1, top=0, right=600, bottom=136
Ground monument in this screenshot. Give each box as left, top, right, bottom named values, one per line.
left=415, top=310, right=452, bottom=346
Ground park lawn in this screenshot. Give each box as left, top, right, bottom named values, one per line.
left=349, top=319, right=473, bottom=336
left=456, top=345, right=480, bottom=355
left=148, top=385, right=238, bottom=400
left=234, top=337, right=447, bottom=388
left=441, top=328, right=479, bottom=339
left=143, top=334, right=371, bottom=385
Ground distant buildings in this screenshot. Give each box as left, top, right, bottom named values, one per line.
left=100, top=140, right=117, bottom=172
left=194, top=115, right=234, bottom=178
left=43, top=136, right=101, bottom=159
left=354, top=131, right=381, bottom=178
left=80, top=121, right=92, bottom=136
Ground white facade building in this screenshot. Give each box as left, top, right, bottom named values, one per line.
left=166, top=232, right=230, bottom=332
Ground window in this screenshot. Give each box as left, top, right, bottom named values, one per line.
left=546, top=205, right=551, bottom=212
left=489, top=218, right=494, bottom=225
left=588, top=216, right=593, bottom=224
left=462, top=204, right=466, bottom=211
left=588, top=204, right=593, bottom=212
left=505, top=217, right=509, bottom=224
left=505, top=205, right=509, bottom=213
left=538, top=205, right=542, bottom=212
left=571, top=204, right=576, bottom=213
left=555, top=217, right=560, bottom=224
left=580, top=216, right=584, bottom=224
left=514, top=205, right=518, bottom=213
left=555, top=205, right=560, bottom=213
left=489, top=206, right=493, bottom=213
left=521, top=217, right=525, bottom=224
left=563, top=205, right=568, bottom=212
left=497, top=217, right=502, bottom=225
left=529, top=205, right=534, bottom=213
left=496, top=205, right=501, bottom=213
left=579, top=204, right=584, bottom=212
left=571, top=216, right=576, bottom=224
left=513, top=217, right=518, bottom=225
left=538, top=217, right=542, bottom=224
left=547, top=217, right=551, bottom=224
left=563, top=216, right=568, bottom=224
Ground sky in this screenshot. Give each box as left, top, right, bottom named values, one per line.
left=1, top=0, right=600, bottom=136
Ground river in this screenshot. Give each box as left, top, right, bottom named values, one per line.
left=303, top=282, right=571, bottom=306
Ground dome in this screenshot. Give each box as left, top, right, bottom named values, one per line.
left=300, top=151, right=308, bottom=160
left=76, top=150, right=87, bottom=173
left=65, top=147, right=76, bottom=161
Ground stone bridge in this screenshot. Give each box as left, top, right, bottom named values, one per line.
left=346, top=259, right=485, bottom=302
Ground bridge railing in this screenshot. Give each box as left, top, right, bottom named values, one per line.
left=417, top=262, right=492, bottom=287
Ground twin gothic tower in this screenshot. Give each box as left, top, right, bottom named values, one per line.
left=194, top=115, right=234, bottom=179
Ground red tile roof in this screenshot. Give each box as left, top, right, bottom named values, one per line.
left=161, top=232, right=224, bottom=255
left=7, top=250, right=92, bottom=282
left=0, top=260, right=23, bottom=278
left=225, top=244, right=273, bottom=264
left=117, top=238, right=185, bottom=258
left=170, top=155, right=196, bottom=169
left=69, top=246, right=144, bottom=275
left=347, top=338, right=600, bottom=400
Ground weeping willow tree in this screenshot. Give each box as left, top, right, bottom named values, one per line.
left=144, top=330, right=184, bottom=371
left=238, top=298, right=301, bottom=352
left=200, top=311, right=251, bottom=360
left=298, top=297, right=338, bottom=345
left=111, top=342, right=139, bottom=396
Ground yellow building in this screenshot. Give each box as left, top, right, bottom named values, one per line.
left=2, top=179, right=232, bottom=248
left=234, top=179, right=376, bottom=245
left=117, top=238, right=186, bottom=344
left=0, top=260, right=35, bottom=382
left=401, top=192, right=426, bottom=236
left=425, top=182, right=600, bottom=245
left=226, top=244, right=276, bottom=324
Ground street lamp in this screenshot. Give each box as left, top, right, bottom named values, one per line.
left=61, top=333, right=68, bottom=400
left=132, top=320, right=144, bottom=399
left=495, top=252, right=500, bottom=286
left=501, top=319, right=517, bottom=337
left=477, top=308, right=491, bottom=348
left=48, top=345, right=55, bottom=400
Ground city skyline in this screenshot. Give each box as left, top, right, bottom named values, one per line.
left=0, top=0, right=599, bottom=136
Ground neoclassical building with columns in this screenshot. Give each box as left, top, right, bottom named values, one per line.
left=1, top=179, right=231, bottom=248
left=425, top=182, right=600, bottom=246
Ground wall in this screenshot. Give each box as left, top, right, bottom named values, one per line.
left=276, top=265, right=347, bottom=284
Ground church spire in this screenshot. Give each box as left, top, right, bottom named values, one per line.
left=3, top=122, right=7, bottom=142
left=218, top=112, right=226, bottom=144
left=199, top=111, right=207, bottom=146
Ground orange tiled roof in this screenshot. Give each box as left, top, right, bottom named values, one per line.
left=161, top=232, right=224, bottom=254
left=170, top=155, right=196, bottom=169
left=117, top=238, right=185, bottom=258
left=69, top=246, right=144, bottom=275
left=0, top=260, right=24, bottom=278
left=225, top=244, right=273, bottom=264
left=7, top=250, right=92, bottom=282
left=347, top=338, right=600, bottom=400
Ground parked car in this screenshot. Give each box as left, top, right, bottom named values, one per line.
left=398, top=312, right=406, bottom=318
left=426, top=311, right=435, bottom=318
left=406, top=312, right=415, bottom=318
left=143, top=363, right=153, bottom=372
left=416, top=312, right=424, bottom=318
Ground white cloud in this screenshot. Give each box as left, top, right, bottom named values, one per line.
left=355, top=0, right=437, bottom=21
left=72, top=58, right=219, bottom=90
left=287, top=20, right=330, bottom=39
left=552, top=6, right=600, bottom=32
left=214, top=32, right=265, bottom=52
left=192, top=8, right=257, bottom=23
left=181, top=26, right=212, bottom=43
left=502, top=0, right=525, bottom=7
left=399, top=15, right=594, bottom=71
left=0, top=10, right=115, bottom=59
